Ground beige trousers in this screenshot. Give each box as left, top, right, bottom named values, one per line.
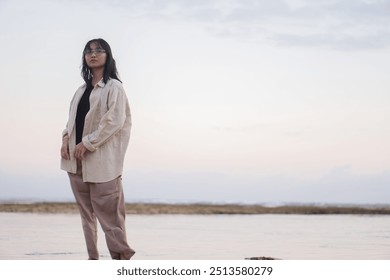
left=68, top=170, right=135, bottom=260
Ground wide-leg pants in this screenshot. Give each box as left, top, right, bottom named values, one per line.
left=68, top=172, right=135, bottom=260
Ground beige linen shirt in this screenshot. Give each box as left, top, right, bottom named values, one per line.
left=61, top=78, right=131, bottom=183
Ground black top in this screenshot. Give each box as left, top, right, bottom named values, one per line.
left=75, top=84, right=93, bottom=144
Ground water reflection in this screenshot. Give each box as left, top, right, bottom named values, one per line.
left=1, top=213, right=390, bottom=260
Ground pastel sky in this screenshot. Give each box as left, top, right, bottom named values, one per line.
left=0, top=0, right=389, bottom=204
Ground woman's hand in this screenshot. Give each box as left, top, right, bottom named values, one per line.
left=75, top=142, right=88, bottom=160
left=61, top=136, right=70, bottom=160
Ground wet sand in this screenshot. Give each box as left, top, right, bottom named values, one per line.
left=2, top=212, right=390, bottom=260
left=1, top=202, right=390, bottom=215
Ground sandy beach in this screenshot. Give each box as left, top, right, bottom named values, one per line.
left=1, top=202, right=390, bottom=215
left=2, top=212, right=390, bottom=260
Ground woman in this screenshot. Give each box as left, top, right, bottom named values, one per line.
left=60, top=38, right=135, bottom=260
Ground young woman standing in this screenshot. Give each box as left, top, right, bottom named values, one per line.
left=61, top=38, right=135, bottom=260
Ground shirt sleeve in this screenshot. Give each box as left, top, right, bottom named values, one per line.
left=62, top=129, right=68, bottom=138
left=82, top=83, right=128, bottom=152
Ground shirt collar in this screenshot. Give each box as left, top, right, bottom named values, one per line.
left=96, top=78, right=106, bottom=88
left=83, top=78, right=107, bottom=89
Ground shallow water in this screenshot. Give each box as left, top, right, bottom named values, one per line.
left=1, top=213, right=390, bottom=260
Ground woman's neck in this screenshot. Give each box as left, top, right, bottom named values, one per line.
left=91, top=68, right=104, bottom=86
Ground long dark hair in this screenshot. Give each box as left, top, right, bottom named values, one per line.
left=81, top=38, right=121, bottom=85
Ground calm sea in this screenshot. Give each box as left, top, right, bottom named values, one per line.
left=1, top=213, right=390, bottom=260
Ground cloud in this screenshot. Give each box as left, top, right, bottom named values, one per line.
left=267, top=0, right=390, bottom=50
left=106, top=0, right=390, bottom=50
left=219, top=0, right=390, bottom=50
left=8, top=0, right=387, bottom=50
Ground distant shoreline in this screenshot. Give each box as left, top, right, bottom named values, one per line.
left=1, top=202, right=390, bottom=215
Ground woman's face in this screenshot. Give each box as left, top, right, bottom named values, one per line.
left=84, top=42, right=107, bottom=70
